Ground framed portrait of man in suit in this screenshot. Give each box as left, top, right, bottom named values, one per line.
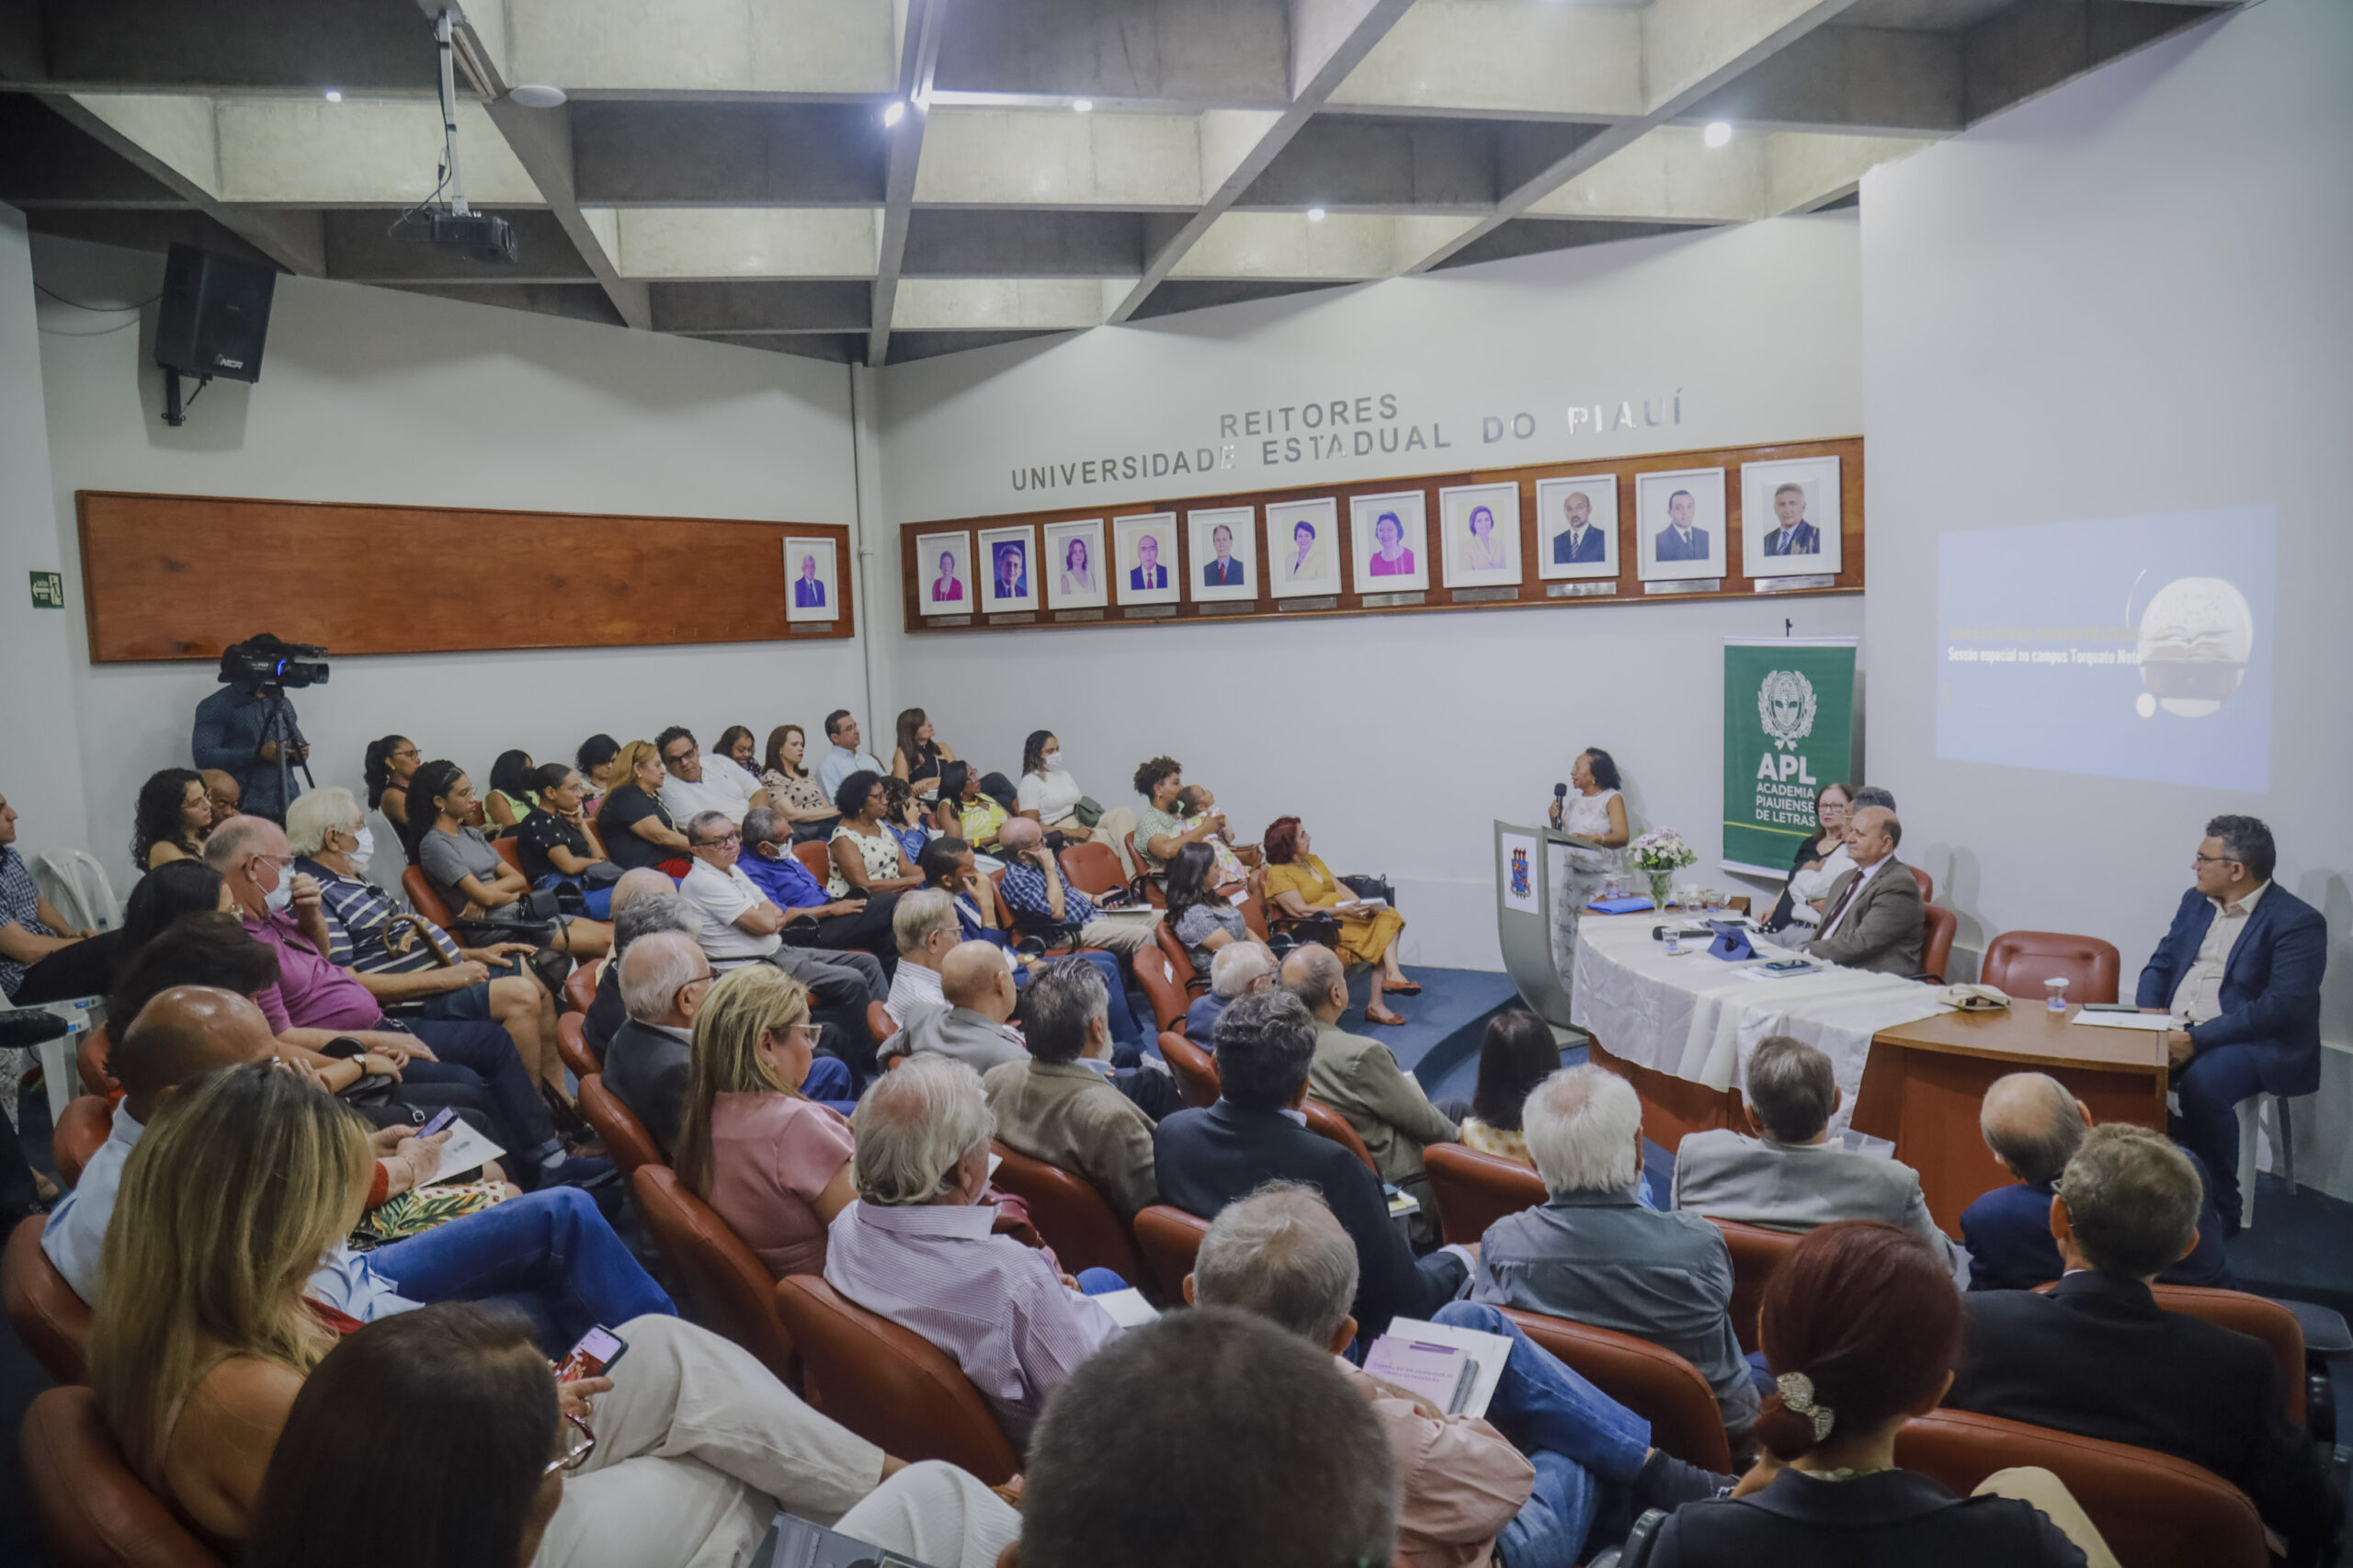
left=1439, top=482, right=1523, bottom=590
left=915, top=530, right=972, bottom=616
left=783, top=538, right=837, bottom=622
left=1040, top=517, right=1108, bottom=610
left=1114, top=511, right=1180, bottom=607
left=1634, top=467, right=1726, bottom=583
left=1267, top=497, right=1341, bottom=599
left=1348, top=490, right=1430, bottom=594
left=978, top=524, right=1038, bottom=611
left=1741, top=456, right=1843, bottom=579
left=1535, top=474, right=1619, bottom=582
left=1188, top=506, right=1257, bottom=606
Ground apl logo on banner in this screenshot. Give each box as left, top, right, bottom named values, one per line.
left=1722, top=642, right=1855, bottom=876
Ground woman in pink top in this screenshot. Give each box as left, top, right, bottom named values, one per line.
left=673, top=965, right=858, bottom=1279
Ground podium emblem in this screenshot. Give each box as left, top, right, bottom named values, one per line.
left=1508, top=846, right=1531, bottom=901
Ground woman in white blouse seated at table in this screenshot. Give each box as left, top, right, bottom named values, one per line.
left=1014, top=729, right=1097, bottom=843
left=1770, top=781, right=1854, bottom=932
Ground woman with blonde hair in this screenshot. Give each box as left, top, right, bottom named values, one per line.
left=594, top=739, right=692, bottom=873
left=675, top=965, right=858, bottom=1280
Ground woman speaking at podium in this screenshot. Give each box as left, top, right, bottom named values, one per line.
left=1547, top=747, right=1630, bottom=995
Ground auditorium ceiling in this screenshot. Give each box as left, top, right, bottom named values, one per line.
left=0, top=0, right=2239, bottom=365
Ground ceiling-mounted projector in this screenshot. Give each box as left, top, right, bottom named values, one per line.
left=388, top=8, right=517, bottom=266
left=427, top=210, right=517, bottom=264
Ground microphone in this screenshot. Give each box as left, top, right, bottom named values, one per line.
left=1553, top=783, right=1569, bottom=803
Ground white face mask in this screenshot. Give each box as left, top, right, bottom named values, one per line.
left=261, top=864, right=292, bottom=915
left=1042, top=750, right=1062, bottom=769
left=348, top=825, right=375, bottom=874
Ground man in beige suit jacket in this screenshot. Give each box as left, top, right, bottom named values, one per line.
left=983, top=958, right=1158, bottom=1220
left=1282, top=944, right=1458, bottom=1216
left=1802, top=806, right=1925, bottom=976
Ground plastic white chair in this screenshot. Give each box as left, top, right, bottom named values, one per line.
left=2235, top=1092, right=2301, bottom=1230
left=32, top=849, right=120, bottom=935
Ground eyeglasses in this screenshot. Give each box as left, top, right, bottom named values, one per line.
left=2192, top=854, right=2237, bottom=867
left=665, top=748, right=698, bottom=766
left=697, top=832, right=743, bottom=850
left=545, top=1412, right=596, bottom=1475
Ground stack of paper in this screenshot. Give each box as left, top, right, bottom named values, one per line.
left=424, top=1121, right=505, bottom=1186
left=1361, top=1318, right=1516, bottom=1418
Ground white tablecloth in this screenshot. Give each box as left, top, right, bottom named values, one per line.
left=1572, top=916, right=1951, bottom=1134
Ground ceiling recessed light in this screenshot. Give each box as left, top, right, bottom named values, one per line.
left=1073, top=99, right=1094, bottom=113
left=1307, top=207, right=1326, bottom=222
left=882, top=100, right=906, bottom=127
left=1703, top=120, right=1733, bottom=149
left=323, top=89, right=342, bottom=103
left=509, top=83, right=567, bottom=108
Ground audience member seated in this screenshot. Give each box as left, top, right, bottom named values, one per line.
left=739, top=804, right=897, bottom=955
left=890, top=938, right=1028, bottom=1072
left=1165, top=843, right=1246, bottom=973
left=816, top=710, right=887, bottom=801
left=892, top=707, right=956, bottom=800
left=825, top=1055, right=1123, bottom=1442
left=1459, top=1010, right=1561, bottom=1166
left=1963, top=1071, right=2235, bottom=1291
left=574, top=732, right=621, bottom=818
left=1016, top=729, right=1098, bottom=842
left=1286, top=942, right=1458, bottom=1213
left=1131, top=756, right=1223, bottom=873
left=675, top=965, right=857, bottom=1278
left=1264, top=815, right=1416, bottom=1023
left=596, top=739, right=693, bottom=873
left=830, top=769, right=927, bottom=902
left=716, top=722, right=758, bottom=775
left=760, top=723, right=841, bottom=841
left=1471, top=1064, right=1758, bottom=1447
left=1174, top=783, right=1261, bottom=892
left=51, top=995, right=668, bottom=1346
left=1185, top=938, right=1274, bottom=1049
left=1155, top=991, right=1471, bottom=1337
left=1650, top=1221, right=2102, bottom=1567
left=922, top=835, right=1014, bottom=944
left=516, top=762, right=619, bottom=918
left=0, top=788, right=109, bottom=1005
left=883, top=889, right=961, bottom=1025
left=408, top=761, right=613, bottom=959
left=363, top=733, right=420, bottom=836
left=1765, top=782, right=1852, bottom=931
left=1946, top=1124, right=2333, bottom=1558
left=201, top=767, right=244, bottom=827
left=930, top=762, right=1009, bottom=852
left=996, top=815, right=1158, bottom=958
left=606, top=931, right=715, bottom=1155
left=881, top=775, right=932, bottom=862
left=983, top=959, right=1159, bottom=1221
left=583, top=871, right=693, bottom=1058
left=655, top=724, right=771, bottom=829
left=1192, top=1183, right=1731, bottom=1568
left=1798, top=804, right=1923, bottom=975
left=1673, top=1035, right=1960, bottom=1274
left=485, top=748, right=539, bottom=831
left=132, top=767, right=214, bottom=869
left=2138, top=812, right=2325, bottom=1232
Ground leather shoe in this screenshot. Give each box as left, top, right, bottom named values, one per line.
left=0, top=1008, right=69, bottom=1051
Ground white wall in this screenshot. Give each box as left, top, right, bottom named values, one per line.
left=871, top=217, right=1868, bottom=967
left=1861, top=0, right=2353, bottom=1182
left=28, top=236, right=867, bottom=892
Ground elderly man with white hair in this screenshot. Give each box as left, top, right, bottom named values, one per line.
left=1468, top=1064, right=1757, bottom=1449
left=824, top=1055, right=1128, bottom=1442
left=1184, top=939, right=1274, bottom=1049
left=582, top=869, right=693, bottom=1056
left=1191, top=1184, right=1731, bottom=1568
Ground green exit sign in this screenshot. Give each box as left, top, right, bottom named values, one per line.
left=28, top=571, right=63, bottom=608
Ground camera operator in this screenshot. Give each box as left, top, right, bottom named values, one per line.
left=191, top=635, right=324, bottom=824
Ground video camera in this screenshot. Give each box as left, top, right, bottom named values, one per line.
left=218, top=633, right=330, bottom=690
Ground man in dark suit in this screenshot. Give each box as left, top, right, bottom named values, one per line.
left=602, top=929, right=711, bottom=1156
left=1761, top=483, right=1821, bottom=556
left=2139, top=813, right=2325, bottom=1229
left=1153, top=990, right=1469, bottom=1338
left=1961, top=1071, right=2234, bottom=1290
left=793, top=556, right=826, bottom=607
left=1202, top=523, right=1245, bottom=586
left=1129, top=533, right=1168, bottom=591
left=1800, top=806, right=1924, bottom=975
left=993, top=544, right=1028, bottom=599
left=1552, top=489, right=1607, bottom=563
left=1947, top=1125, right=2332, bottom=1559
left=1654, top=488, right=1708, bottom=562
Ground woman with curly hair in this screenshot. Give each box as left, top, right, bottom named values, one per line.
left=1131, top=756, right=1224, bottom=872
left=132, top=767, right=213, bottom=869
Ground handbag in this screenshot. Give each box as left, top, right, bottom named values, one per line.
left=1072, top=796, right=1105, bottom=828
left=1337, top=873, right=1396, bottom=909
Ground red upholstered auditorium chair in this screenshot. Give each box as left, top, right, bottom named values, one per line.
left=5, top=1215, right=93, bottom=1386
left=631, top=1166, right=799, bottom=1384
left=576, top=1073, right=663, bottom=1176
left=987, top=1142, right=1146, bottom=1285
left=402, top=865, right=458, bottom=931
left=20, top=1386, right=223, bottom=1568
left=554, top=1013, right=599, bottom=1081
left=1919, top=904, right=1957, bottom=983
left=1131, top=944, right=1190, bottom=1035
left=1057, top=841, right=1124, bottom=899
left=1709, top=1218, right=1801, bottom=1355
left=1980, top=930, right=2123, bottom=1006
left=1500, top=1308, right=1733, bottom=1472
left=76, top=1024, right=117, bottom=1099
left=1908, top=864, right=1935, bottom=904
left=1132, top=1205, right=1211, bottom=1301
left=1302, top=1099, right=1378, bottom=1172
left=52, top=1096, right=113, bottom=1189
left=1896, top=1407, right=2267, bottom=1568
left=563, top=958, right=600, bottom=1016
left=1423, top=1142, right=1548, bottom=1248
left=773, top=1276, right=1020, bottom=1483
left=1157, top=1031, right=1222, bottom=1110
left=869, top=999, right=899, bottom=1049
left=791, top=841, right=834, bottom=883
left=491, top=836, right=524, bottom=872
left=1154, top=923, right=1205, bottom=995
left=2152, top=1284, right=2308, bottom=1428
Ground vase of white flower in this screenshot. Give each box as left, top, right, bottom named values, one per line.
left=1629, top=828, right=1699, bottom=910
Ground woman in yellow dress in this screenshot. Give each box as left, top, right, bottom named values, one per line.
left=1260, top=814, right=1417, bottom=1026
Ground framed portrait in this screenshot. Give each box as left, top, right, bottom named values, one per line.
left=1633, top=467, right=1727, bottom=583
left=1534, top=474, right=1619, bottom=581
left=1041, top=517, right=1108, bottom=610
left=977, top=524, right=1039, bottom=612
left=1267, top=497, right=1341, bottom=598
left=1740, top=456, right=1843, bottom=578
left=783, top=538, right=838, bottom=623
left=915, top=531, right=972, bottom=616
left=1439, top=482, right=1523, bottom=589
left=1349, top=490, right=1431, bottom=593
left=1113, top=512, right=1180, bottom=607
left=1188, top=506, right=1257, bottom=605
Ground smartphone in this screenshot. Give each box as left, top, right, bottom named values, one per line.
left=1761, top=959, right=1813, bottom=973
left=416, top=1106, right=458, bottom=1139
left=555, top=1324, right=629, bottom=1383
left=762, top=1514, right=937, bottom=1568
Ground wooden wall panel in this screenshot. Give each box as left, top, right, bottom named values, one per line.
left=75, top=491, right=854, bottom=662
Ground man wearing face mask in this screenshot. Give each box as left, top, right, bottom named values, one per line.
left=287, top=788, right=561, bottom=1096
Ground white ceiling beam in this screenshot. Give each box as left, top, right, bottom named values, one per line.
left=597, top=208, right=882, bottom=279
left=1527, top=124, right=1929, bottom=223
left=868, top=0, right=945, bottom=364
left=914, top=108, right=1204, bottom=209
left=1171, top=210, right=1478, bottom=280
left=499, top=0, right=898, bottom=96
left=57, top=93, right=325, bottom=273
left=1328, top=1, right=1644, bottom=118
left=892, top=278, right=1130, bottom=331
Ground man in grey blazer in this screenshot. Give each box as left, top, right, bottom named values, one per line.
left=1801, top=805, right=1924, bottom=975
left=984, top=959, right=1159, bottom=1220
left=1284, top=944, right=1458, bottom=1230
left=1673, top=1035, right=1961, bottom=1276
left=884, top=939, right=1029, bottom=1074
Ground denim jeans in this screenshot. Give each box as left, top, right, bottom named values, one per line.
left=368, top=1187, right=675, bottom=1354
left=399, top=1017, right=560, bottom=1165
left=803, top=1055, right=858, bottom=1116
left=1075, top=1268, right=1128, bottom=1295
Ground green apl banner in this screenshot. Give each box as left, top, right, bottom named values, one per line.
left=1722, top=639, right=1858, bottom=876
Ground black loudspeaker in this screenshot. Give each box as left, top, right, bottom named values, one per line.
left=154, top=243, right=276, bottom=384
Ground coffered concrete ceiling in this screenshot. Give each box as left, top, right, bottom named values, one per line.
left=0, top=0, right=2237, bottom=365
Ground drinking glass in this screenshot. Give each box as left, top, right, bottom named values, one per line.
left=2045, top=977, right=2069, bottom=1014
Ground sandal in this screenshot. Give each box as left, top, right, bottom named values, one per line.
left=1385, top=979, right=1423, bottom=996
left=1366, top=1006, right=1407, bottom=1027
